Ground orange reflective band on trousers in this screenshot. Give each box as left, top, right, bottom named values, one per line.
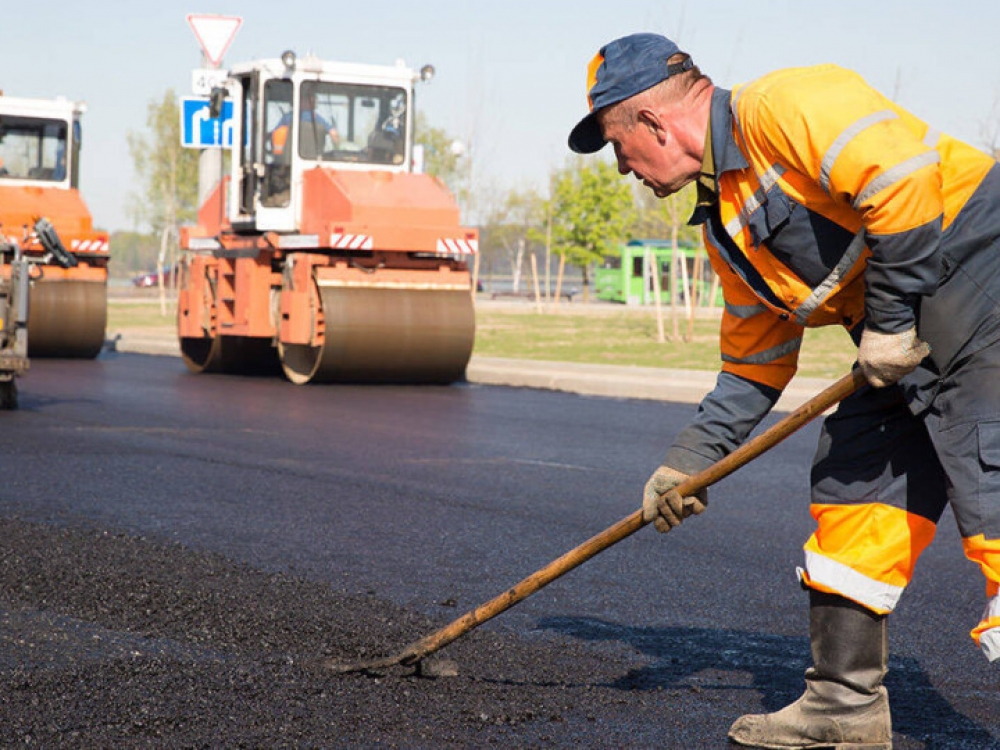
left=963, top=534, right=1000, bottom=657
left=800, top=503, right=937, bottom=615
left=962, top=534, right=1000, bottom=596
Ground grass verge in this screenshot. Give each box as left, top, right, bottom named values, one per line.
left=107, top=297, right=859, bottom=380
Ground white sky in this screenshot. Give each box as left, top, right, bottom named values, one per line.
left=5, top=0, right=1000, bottom=232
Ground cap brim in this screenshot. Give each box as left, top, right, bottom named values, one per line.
left=568, top=112, right=607, bottom=154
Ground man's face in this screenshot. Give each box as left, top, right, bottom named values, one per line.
left=601, top=107, right=691, bottom=198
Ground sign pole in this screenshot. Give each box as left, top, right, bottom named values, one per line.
left=197, top=55, right=222, bottom=207
left=187, top=14, right=242, bottom=208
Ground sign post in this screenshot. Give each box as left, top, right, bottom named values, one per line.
left=186, top=13, right=242, bottom=208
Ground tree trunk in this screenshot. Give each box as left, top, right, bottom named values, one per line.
left=512, top=238, right=525, bottom=293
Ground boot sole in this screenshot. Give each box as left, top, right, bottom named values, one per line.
left=729, top=739, right=891, bottom=750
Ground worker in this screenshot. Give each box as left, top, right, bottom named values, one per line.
left=368, top=98, right=406, bottom=164
left=53, top=140, right=66, bottom=181
left=271, top=90, right=340, bottom=159
left=568, top=32, right=1000, bottom=748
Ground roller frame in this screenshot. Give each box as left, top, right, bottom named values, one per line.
left=177, top=247, right=475, bottom=384
left=177, top=254, right=281, bottom=376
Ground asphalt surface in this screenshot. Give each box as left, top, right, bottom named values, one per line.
left=1, top=348, right=998, bottom=748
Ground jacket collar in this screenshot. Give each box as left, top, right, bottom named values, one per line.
left=689, top=87, right=748, bottom=225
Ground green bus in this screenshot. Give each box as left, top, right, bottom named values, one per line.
left=594, top=239, right=721, bottom=306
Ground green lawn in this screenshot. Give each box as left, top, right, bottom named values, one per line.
left=472, top=303, right=858, bottom=380
left=107, top=298, right=859, bottom=380
left=107, top=300, right=177, bottom=330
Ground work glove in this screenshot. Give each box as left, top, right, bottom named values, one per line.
left=642, top=465, right=708, bottom=534
left=857, top=326, right=930, bottom=388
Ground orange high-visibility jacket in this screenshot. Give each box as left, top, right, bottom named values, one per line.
left=705, top=64, right=993, bottom=391
left=665, top=64, right=1000, bottom=473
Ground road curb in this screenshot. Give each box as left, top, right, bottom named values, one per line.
left=466, top=356, right=836, bottom=412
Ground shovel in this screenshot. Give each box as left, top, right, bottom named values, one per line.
left=326, top=368, right=866, bottom=674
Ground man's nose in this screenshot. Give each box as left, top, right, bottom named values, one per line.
left=613, top=147, right=630, bottom=175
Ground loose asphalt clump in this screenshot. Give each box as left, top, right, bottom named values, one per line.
left=0, top=515, right=652, bottom=748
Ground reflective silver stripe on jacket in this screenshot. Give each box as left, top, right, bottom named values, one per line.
left=725, top=165, right=786, bottom=237
left=853, top=151, right=941, bottom=209
left=923, top=128, right=941, bottom=148
left=722, top=336, right=801, bottom=365
left=820, top=110, right=898, bottom=194
left=725, top=301, right=768, bottom=319
left=794, top=230, right=867, bottom=325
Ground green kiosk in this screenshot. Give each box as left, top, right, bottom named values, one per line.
left=595, top=239, right=720, bottom=306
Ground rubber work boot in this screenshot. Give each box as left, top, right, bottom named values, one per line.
left=728, top=590, right=892, bottom=749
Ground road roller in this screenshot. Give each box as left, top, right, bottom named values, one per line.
left=0, top=93, right=109, bottom=359
left=178, top=51, right=477, bottom=385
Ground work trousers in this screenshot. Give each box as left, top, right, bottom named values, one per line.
left=804, top=339, right=1000, bottom=660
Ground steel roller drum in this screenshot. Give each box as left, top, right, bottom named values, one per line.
left=27, top=278, right=107, bottom=359
left=279, top=284, right=475, bottom=385
left=179, top=333, right=222, bottom=374
left=180, top=334, right=281, bottom=376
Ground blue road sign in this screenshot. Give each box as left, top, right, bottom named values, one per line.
left=180, top=97, right=235, bottom=149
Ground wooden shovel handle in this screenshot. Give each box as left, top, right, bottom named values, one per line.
left=331, top=369, right=867, bottom=672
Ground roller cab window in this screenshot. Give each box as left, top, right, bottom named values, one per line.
left=0, top=116, right=69, bottom=183
left=299, top=81, right=407, bottom=166
left=261, top=78, right=293, bottom=208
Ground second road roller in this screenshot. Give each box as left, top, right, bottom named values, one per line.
left=178, top=50, right=477, bottom=384
left=0, top=92, right=109, bottom=359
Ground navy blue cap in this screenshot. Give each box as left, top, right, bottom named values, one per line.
left=568, top=33, right=691, bottom=154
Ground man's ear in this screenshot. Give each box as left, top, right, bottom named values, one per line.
left=637, top=108, right=666, bottom=143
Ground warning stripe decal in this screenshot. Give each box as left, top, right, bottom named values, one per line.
left=69, top=239, right=110, bottom=253
left=436, top=238, right=478, bottom=256
left=329, top=233, right=373, bottom=250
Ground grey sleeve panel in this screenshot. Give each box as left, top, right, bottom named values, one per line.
left=662, top=371, right=781, bottom=474
left=863, top=217, right=943, bottom=333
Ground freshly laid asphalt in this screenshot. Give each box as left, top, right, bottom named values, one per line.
left=5, top=350, right=997, bottom=748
